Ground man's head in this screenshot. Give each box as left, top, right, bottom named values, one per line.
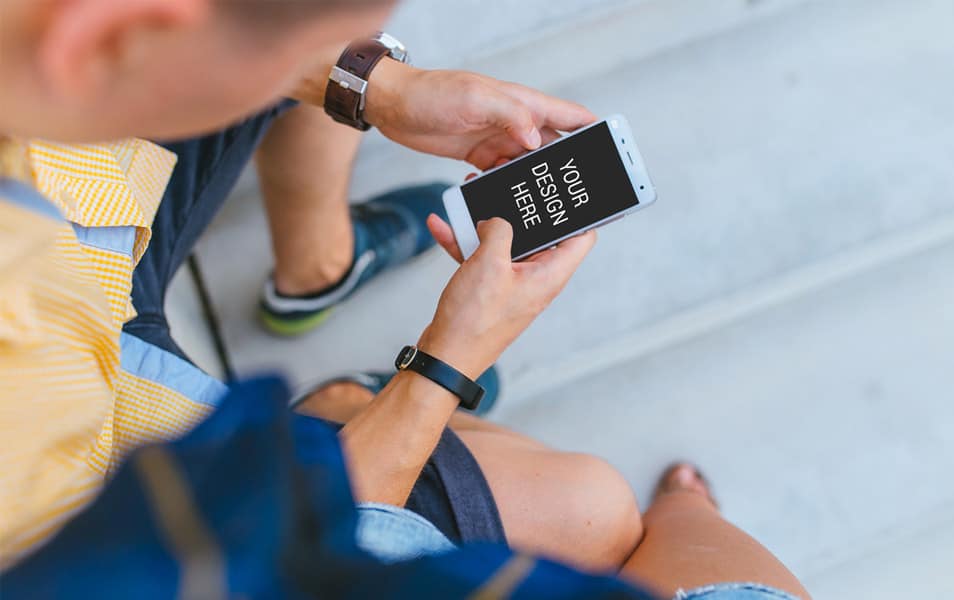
left=0, top=0, right=394, bottom=142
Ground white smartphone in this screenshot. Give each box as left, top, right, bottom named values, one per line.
left=442, top=114, right=657, bottom=261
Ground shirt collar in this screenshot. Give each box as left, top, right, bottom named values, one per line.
left=0, top=136, right=32, bottom=183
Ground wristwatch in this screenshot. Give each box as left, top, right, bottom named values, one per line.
left=324, top=31, right=411, bottom=131
left=395, top=345, right=485, bottom=411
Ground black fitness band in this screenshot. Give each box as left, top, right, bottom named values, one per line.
left=394, top=345, right=485, bottom=411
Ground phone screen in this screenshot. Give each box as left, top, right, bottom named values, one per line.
left=461, top=121, right=640, bottom=258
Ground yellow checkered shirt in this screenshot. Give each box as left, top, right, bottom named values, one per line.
left=0, top=138, right=223, bottom=569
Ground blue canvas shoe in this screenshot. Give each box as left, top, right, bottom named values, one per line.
left=261, top=182, right=450, bottom=336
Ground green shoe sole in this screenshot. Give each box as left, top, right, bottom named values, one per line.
left=260, top=306, right=334, bottom=337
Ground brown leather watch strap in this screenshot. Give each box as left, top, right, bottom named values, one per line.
left=324, top=39, right=392, bottom=131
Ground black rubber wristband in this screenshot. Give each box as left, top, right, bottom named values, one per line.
left=394, top=345, right=484, bottom=411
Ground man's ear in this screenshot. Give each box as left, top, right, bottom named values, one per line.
left=36, top=0, right=209, bottom=100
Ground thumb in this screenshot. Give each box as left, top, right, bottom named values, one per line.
left=473, top=218, right=514, bottom=262
left=482, top=88, right=541, bottom=150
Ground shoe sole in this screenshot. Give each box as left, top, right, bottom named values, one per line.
left=260, top=306, right=335, bottom=337
left=259, top=245, right=442, bottom=337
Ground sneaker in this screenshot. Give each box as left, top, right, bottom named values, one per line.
left=261, top=182, right=450, bottom=336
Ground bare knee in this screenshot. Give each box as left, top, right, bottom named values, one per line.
left=462, top=431, right=643, bottom=574
left=557, top=453, right=643, bottom=572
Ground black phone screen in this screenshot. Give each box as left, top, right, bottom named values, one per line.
left=461, top=121, right=640, bottom=258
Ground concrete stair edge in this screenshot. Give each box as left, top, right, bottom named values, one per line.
left=496, top=211, right=954, bottom=414
left=438, top=0, right=818, bottom=93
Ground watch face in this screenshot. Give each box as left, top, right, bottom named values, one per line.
left=395, top=345, right=417, bottom=370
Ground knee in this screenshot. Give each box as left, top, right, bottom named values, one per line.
left=560, top=453, right=643, bottom=572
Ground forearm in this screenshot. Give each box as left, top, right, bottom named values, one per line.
left=338, top=370, right=460, bottom=506
left=338, top=327, right=489, bottom=506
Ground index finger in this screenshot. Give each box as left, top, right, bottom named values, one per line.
left=500, top=82, right=597, bottom=133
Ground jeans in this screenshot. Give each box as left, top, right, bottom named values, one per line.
left=355, top=503, right=456, bottom=564
left=123, top=99, right=297, bottom=360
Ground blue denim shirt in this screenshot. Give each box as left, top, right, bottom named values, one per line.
left=3, top=377, right=656, bottom=599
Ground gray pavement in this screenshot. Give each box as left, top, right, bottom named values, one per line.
left=501, top=239, right=954, bottom=598
left=168, top=0, right=954, bottom=597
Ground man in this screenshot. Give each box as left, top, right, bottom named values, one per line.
left=0, top=0, right=810, bottom=598
left=0, top=0, right=637, bottom=575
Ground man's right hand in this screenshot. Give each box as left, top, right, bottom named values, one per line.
left=419, top=217, right=596, bottom=379
left=334, top=217, right=593, bottom=507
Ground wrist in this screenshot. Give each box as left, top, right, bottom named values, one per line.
left=290, top=44, right=347, bottom=107
left=389, top=369, right=462, bottom=413
left=364, top=58, right=416, bottom=128
left=417, top=326, right=491, bottom=381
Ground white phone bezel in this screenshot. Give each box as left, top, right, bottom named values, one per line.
left=441, top=114, right=656, bottom=261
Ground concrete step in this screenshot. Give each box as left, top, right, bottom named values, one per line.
left=194, top=0, right=954, bottom=391
left=496, top=238, right=954, bottom=599
left=388, top=0, right=818, bottom=95
left=806, top=506, right=954, bottom=599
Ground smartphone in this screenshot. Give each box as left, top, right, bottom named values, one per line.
left=442, top=114, right=656, bottom=261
